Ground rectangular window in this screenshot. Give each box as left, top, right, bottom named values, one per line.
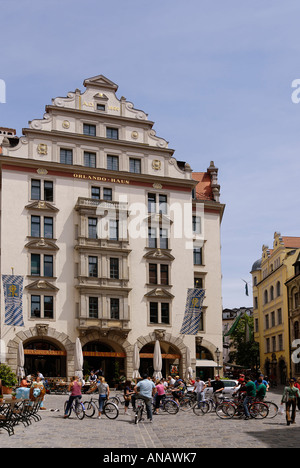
left=160, top=228, right=168, bottom=250
left=148, top=227, right=157, bottom=249
left=103, top=188, right=112, bottom=201
left=192, top=216, right=201, bottom=234
left=149, top=264, right=158, bottom=284
left=129, top=158, right=141, bottom=174
left=148, top=193, right=156, bottom=213
left=107, top=155, right=119, bottom=171
left=109, top=220, right=119, bottom=241
left=44, top=217, right=53, bottom=239
left=159, top=195, right=168, bottom=215
left=193, top=247, right=202, bottom=265
left=91, top=187, right=100, bottom=200
left=44, top=255, right=53, bottom=277
left=31, top=216, right=40, bottom=237
left=110, top=298, right=120, bottom=319
left=89, top=297, right=98, bottom=318
left=31, top=295, right=41, bottom=318
left=97, top=104, right=105, bottom=111
left=89, top=256, right=98, bottom=277
left=161, top=303, right=170, bottom=324
left=88, top=218, right=98, bottom=239
left=31, top=180, right=41, bottom=200
left=150, top=302, right=159, bottom=324
left=106, top=127, right=119, bottom=140
left=31, top=254, right=41, bottom=276
left=44, top=181, right=53, bottom=202
left=84, top=151, right=96, bottom=168
left=83, top=124, right=96, bottom=136
left=160, top=265, right=169, bottom=285
left=60, top=148, right=73, bottom=165
left=110, top=258, right=119, bottom=279
left=44, top=296, right=54, bottom=319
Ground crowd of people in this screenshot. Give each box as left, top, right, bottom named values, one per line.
left=15, top=369, right=300, bottom=426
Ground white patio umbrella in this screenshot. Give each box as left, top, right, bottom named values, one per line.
left=74, top=337, right=83, bottom=380
left=153, top=340, right=163, bottom=380
left=132, top=343, right=141, bottom=380
left=17, top=341, right=25, bottom=381
left=186, top=347, right=193, bottom=380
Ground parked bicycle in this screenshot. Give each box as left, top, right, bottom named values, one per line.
left=82, top=396, right=119, bottom=420
left=64, top=397, right=85, bottom=420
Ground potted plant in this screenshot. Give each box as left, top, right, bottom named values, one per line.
left=0, top=364, right=18, bottom=394
left=0, top=394, right=3, bottom=404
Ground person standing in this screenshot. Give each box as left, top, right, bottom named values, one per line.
left=243, top=376, right=257, bottom=420
left=256, top=377, right=267, bottom=401
left=134, top=374, right=156, bottom=422
left=193, top=377, right=207, bottom=408
left=96, top=376, right=110, bottom=419
left=281, top=379, right=300, bottom=426
left=64, top=376, right=82, bottom=418
left=154, top=379, right=166, bottom=414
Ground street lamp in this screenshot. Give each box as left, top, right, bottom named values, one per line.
left=216, top=347, right=221, bottom=377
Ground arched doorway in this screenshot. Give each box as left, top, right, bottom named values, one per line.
left=82, top=340, right=126, bottom=387
left=139, top=342, right=181, bottom=379
left=24, top=339, right=67, bottom=378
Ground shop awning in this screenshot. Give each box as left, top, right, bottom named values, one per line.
left=196, top=360, right=219, bottom=368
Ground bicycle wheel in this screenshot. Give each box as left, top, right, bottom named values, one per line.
left=249, top=402, right=269, bottom=419
left=193, top=401, right=210, bottom=416
left=74, top=402, right=85, bottom=420
left=179, top=397, right=193, bottom=412
left=64, top=401, right=71, bottom=418
left=109, top=396, right=120, bottom=406
left=83, top=400, right=96, bottom=418
left=216, top=402, right=236, bottom=419
left=164, top=400, right=179, bottom=414
left=103, top=402, right=119, bottom=420
left=264, top=401, right=278, bottom=419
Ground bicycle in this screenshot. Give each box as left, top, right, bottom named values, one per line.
left=216, top=397, right=269, bottom=420
left=134, top=398, right=146, bottom=424
left=64, top=397, right=85, bottom=420
left=192, top=400, right=210, bottom=416
left=82, top=396, right=119, bottom=420
left=152, top=394, right=179, bottom=415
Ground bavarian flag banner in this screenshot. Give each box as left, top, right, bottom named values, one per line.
left=2, top=275, right=24, bottom=327
left=180, top=288, right=205, bottom=335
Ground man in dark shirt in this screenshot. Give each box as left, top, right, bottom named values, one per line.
left=209, top=375, right=225, bottom=404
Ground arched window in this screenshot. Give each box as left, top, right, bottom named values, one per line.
left=270, top=286, right=274, bottom=301
left=264, top=290, right=268, bottom=305
left=276, top=281, right=281, bottom=297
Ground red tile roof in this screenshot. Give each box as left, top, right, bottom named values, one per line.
left=192, top=172, right=213, bottom=201
left=281, top=237, right=300, bottom=249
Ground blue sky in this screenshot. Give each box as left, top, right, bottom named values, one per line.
left=1, top=0, right=300, bottom=308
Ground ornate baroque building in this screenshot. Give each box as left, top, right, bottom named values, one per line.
left=0, top=75, right=224, bottom=383
left=251, top=232, right=300, bottom=384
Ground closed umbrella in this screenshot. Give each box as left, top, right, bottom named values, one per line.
left=74, top=337, right=83, bottom=380
left=186, top=347, right=193, bottom=380
left=132, top=343, right=141, bottom=380
left=153, top=340, right=163, bottom=380
left=17, top=341, right=25, bottom=381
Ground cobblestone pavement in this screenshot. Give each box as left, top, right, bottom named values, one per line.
left=1, top=387, right=299, bottom=449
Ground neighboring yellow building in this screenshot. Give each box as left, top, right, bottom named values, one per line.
left=251, top=232, right=300, bottom=385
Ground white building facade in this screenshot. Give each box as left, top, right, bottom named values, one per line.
left=0, top=75, right=224, bottom=383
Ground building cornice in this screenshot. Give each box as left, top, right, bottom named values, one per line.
left=0, top=155, right=197, bottom=192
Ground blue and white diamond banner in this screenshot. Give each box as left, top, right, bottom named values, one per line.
left=180, top=288, right=205, bottom=335
left=2, top=275, right=24, bottom=327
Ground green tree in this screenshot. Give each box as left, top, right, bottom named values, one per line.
left=228, top=314, right=260, bottom=370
